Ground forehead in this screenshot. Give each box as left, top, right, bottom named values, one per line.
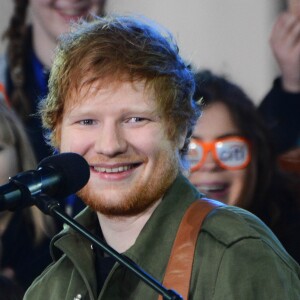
left=194, top=102, right=240, bottom=138
left=64, top=79, right=157, bottom=112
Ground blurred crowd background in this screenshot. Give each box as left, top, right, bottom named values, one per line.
left=0, top=0, right=286, bottom=105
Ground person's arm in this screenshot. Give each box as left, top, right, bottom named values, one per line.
left=212, top=238, right=300, bottom=300
left=259, top=11, right=300, bottom=154
left=259, top=78, right=300, bottom=154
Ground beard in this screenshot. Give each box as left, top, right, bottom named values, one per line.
left=77, top=149, right=179, bottom=217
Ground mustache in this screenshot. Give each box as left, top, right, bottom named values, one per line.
left=86, top=155, right=146, bottom=165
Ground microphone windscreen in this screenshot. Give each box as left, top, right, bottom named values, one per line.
left=38, top=152, right=90, bottom=197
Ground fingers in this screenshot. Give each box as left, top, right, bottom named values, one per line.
left=287, top=0, right=300, bottom=16
left=270, top=12, right=300, bottom=92
left=271, top=13, right=300, bottom=49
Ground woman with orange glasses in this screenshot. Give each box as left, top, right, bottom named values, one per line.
left=188, top=70, right=300, bottom=264
left=188, top=71, right=259, bottom=207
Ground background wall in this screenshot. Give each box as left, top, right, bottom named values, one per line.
left=0, top=1, right=13, bottom=53
left=0, top=0, right=285, bottom=104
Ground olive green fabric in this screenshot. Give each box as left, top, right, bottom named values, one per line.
left=24, top=174, right=300, bottom=299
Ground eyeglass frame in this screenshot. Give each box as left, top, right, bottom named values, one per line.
left=188, top=136, right=252, bottom=172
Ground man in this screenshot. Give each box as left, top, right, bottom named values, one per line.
left=25, top=15, right=300, bottom=299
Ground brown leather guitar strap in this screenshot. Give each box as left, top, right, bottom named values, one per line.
left=158, top=198, right=223, bottom=300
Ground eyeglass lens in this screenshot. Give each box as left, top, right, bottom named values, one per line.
left=187, top=139, right=249, bottom=169
left=215, top=140, right=249, bottom=168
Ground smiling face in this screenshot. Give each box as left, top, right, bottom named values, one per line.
left=30, top=0, right=105, bottom=42
left=189, top=102, right=256, bottom=206
left=58, top=80, right=182, bottom=217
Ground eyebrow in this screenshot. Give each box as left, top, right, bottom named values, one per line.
left=192, top=132, right=243, bottom=140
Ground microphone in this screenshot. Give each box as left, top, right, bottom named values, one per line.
left=0, top=152, right=90, bottom=211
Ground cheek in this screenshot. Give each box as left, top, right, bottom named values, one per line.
left=230, top=170, right=247, bottom=190
left=233, top=168, right=247, bottom=178
left=140, top=134, right=173, bottom=161
left=59, top=128, right=88, bottom=154
left=37, top=0, right=52, bottom=4
left=31, top=0, right=51, bottom=17
left=91, top=0, right=104, bottom=12
left=228, top=169, right=252, bottom=206
left=0, top=151, right=19, bottom=184
left=188, top=170, right=198, bottom=182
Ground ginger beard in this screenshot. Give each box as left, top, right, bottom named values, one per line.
left=77, top=149, right=180, bottom=217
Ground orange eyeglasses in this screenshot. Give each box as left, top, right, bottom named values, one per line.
left=187, top=136, right=251, bottom=172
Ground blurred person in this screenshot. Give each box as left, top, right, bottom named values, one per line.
left=189, top=69, right=300, bottom=264
left=0, top=0, right=107, bottom=162
left=23, top=15, right=300, bottom=299
left=0, top=101, right=57, bottom=290
left=0, top=0, right=107, bottom=217
left=259, top=5, right=300, bottom=155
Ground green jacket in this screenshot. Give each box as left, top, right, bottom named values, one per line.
left=25, top=174, right=300, bottom=299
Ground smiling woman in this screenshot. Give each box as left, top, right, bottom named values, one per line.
left=189, top=101, right=256, bottom=207
left=189, top=69, right=300, bottom=264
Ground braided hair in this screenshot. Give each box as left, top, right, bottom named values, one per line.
left=2, top=0, right=107, bottom=122
left=2, top=0, right=30, bottom=121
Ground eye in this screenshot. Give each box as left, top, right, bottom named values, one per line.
left=79, top=119, right=96, bottom=125
left=126, top=117, right=147, bottom=123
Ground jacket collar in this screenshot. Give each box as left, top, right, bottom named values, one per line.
left=123, top=174, right=201, bottom=282
left=50, top=173, right=202, bottom=296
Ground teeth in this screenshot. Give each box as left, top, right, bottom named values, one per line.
left=58, top=7, right=87, bottom=17
left=199, top=185, right=225, bottom=192
left=94, top=165, right=131, bottom=173
left=63, top=10, right=83, bottom=16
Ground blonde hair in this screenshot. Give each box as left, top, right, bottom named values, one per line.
left=0, top=102, right=55, bottom=244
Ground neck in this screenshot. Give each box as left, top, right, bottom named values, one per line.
left=97, top=199, right=161, bottom=253
left=31, top=21, right=56, bottom=69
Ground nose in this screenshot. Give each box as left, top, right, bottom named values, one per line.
left=94, top=122, right=127, bottom=157
left=199, top=150, right=221, bottom=172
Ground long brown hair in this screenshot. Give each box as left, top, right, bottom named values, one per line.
left=0, top=102, right=56, bottom=244
left=2, top=0, right=108, bottom=121
left=193, top=70, right=300, bottom=229
left=2, top=0, right=30, bottom=120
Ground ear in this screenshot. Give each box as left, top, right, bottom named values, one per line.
left=178, top=127, right=188, bottom=150
left=53, top=123, right=62, bottom=150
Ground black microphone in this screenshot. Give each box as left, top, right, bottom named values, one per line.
left=0, top=152, right=90, bottom=211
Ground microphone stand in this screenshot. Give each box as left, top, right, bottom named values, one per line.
left=34, top=194, right=183, bottom=300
